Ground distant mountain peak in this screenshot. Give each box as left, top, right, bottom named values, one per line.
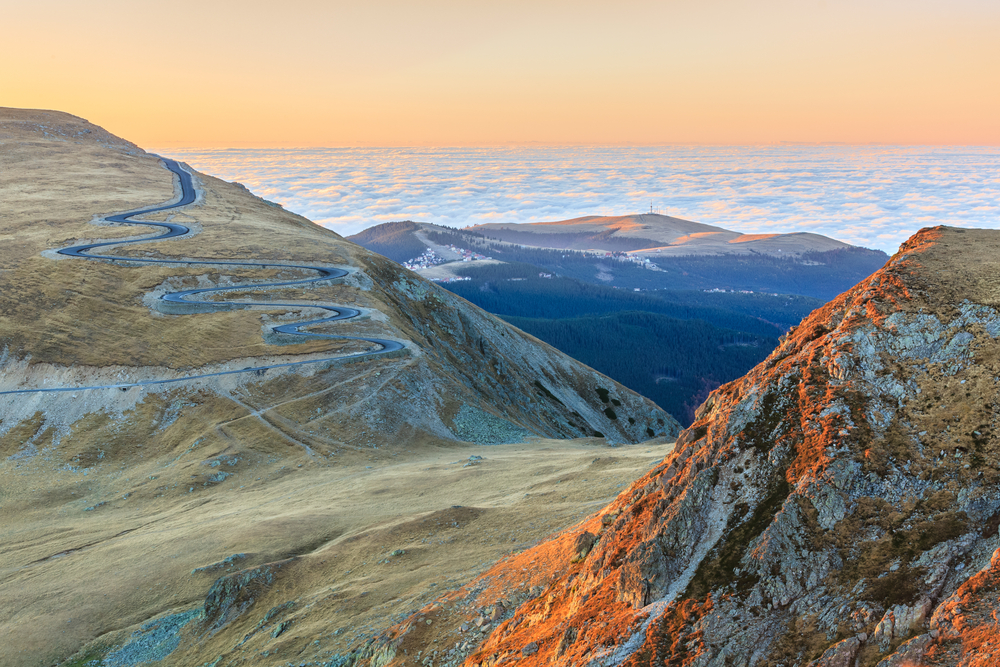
left=468, top=214, right=854, bottom=256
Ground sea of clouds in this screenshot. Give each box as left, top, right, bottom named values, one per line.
left=158, top=145, right=1000, bottom=253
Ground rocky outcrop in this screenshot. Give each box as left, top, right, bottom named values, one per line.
left=201, top=559, right=295, bottom=634
left=362, top=227, right=1000, bottom=666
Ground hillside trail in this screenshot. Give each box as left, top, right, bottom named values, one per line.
left=1, top=157, right=407, bottom=396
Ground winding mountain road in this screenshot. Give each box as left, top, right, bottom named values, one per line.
left=1, top=158, right=405, bottom=395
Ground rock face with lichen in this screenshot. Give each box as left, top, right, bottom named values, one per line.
left=360, top=227, right=1000, bottom=666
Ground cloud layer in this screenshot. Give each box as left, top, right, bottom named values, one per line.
left=160, top=146, right=1000, bottom=253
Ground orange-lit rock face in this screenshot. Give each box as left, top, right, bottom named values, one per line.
left=358, top=226, right=1000, bottom=666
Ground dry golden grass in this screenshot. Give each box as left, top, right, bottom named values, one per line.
left=0, top=108, right=366, bottom=370
left=0, top=106, right=675, bottom=445
left=1, top=389, right=673, bottom=665
left=0, top=108, right=679, bottom=666
left=0, top=107, right=463, bottom=380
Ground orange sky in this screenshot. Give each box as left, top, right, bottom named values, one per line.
left=3, top=0, right=999, bottom=147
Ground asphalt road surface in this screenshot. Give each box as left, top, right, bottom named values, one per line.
left=2, top=158, right=404, bottom=395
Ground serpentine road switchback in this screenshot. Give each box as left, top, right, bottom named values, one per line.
left=1, top=158, right=405, bottom=396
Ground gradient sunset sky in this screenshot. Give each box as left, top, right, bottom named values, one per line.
left=4, top=0, right=998, bottom=147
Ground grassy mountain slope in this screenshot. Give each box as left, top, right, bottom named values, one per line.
left=0, top=108, right=679, bottom=667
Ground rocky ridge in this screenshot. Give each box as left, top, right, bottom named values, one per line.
left=356, top=226, right=1000, bottom=666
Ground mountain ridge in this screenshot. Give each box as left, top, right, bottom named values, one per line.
left=0, top=107, right=680, bottom=666
left=468, top=214, right=855, bottom=257
left=346, top=220, right=888, bottom=299
left=353, top=225, right=1000, bottom=667
left=0, top=107, right=676, bottom=445
left=347, top=219, right=888, bottom=426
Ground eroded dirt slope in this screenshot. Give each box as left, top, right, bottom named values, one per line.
left=357, top=226, right=1000, bottom=667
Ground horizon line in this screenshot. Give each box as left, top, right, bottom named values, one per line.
left=150, top=142, right=1000, bottom=151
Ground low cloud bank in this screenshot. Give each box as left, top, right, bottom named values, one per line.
left=159, top=145, right=1000, bottom=253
